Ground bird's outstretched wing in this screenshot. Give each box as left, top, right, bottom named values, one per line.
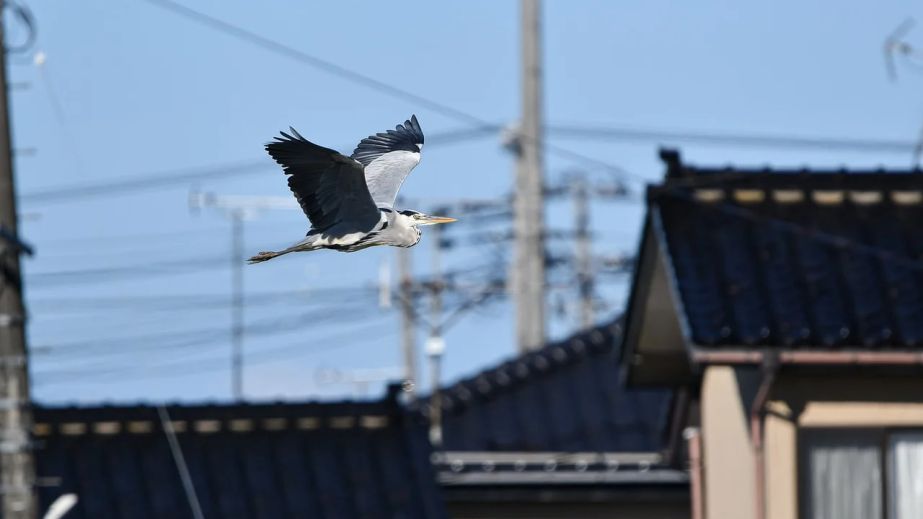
left=351, top=115, right=424, bottom=208
left=266, top=129, right=380, bottom=233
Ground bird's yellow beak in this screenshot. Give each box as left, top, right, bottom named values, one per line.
left=419, top=215, right=457, bottom=226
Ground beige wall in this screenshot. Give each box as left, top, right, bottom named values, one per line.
left=765, top=401, right=797, bottom=519
left=701, top=366, right=756, bottom=519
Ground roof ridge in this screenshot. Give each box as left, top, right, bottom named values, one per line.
left=659, top=148, right=923, bottom=182
left=430, top=320, right=624, bottom=412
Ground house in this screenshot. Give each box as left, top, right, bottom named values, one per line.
left=622, top=149, right=923, bottom=519
left=425, top=320, right=690, bottom=519
left=31, top=387, right=445, bottom=519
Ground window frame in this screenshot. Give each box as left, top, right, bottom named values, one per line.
left=798, top=426, right=923, bottom=519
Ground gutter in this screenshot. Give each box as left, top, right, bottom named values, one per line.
left=684, top=427, right=704, bottom=519
left=750, top=354, right=779, bottom=519
left=691, top=349, right=923, bottom=366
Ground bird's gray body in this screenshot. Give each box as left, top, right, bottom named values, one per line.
left=294, top=208, right=421, bottom=253
left=249, top=115, right=452, bottom=263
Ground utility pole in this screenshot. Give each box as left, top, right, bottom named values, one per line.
left=573, top=176, right=594, bottom=328
left=190, top=191, right=296, bottom=400
left=426, top=224, right=445, bottom=447
left=396, top=247, right=417, bottom=397
left=0, top=2, right=36, bottom=516
left=512, top=0, right=546, bottom=352
left=429, top=224, right=445, bottom=348
left=230, top=210, right=244, bottom=400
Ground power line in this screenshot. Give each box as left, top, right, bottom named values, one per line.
left=33, top=318, right=393, bottom=385
left=17, top=120, right=915, bottom=209
left=29, top=219, right=296, bottom=259
left=32, top=226, right=230, bottom=250
left=157, top=406, right=205, bottom=519
left=32, top=303, right=376, bottom=359
left=19, top=127, right=497, bottom=205
left=4, top=0, right=36, bottom=54
left=30, top=306, right=380, bottom=381
left=26, top=253, right=231, bottom=287
left=28, top=285, right=373, bottom=312
left=139, top=0, right=636, bottom=178
left=141, top=0, right=490, bottom=126
left=21, top=159, right=269, bottom=204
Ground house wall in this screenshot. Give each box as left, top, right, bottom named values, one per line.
left=761, top=375, right=923, bottom=519
left=701, top=366, right=757, bottom=519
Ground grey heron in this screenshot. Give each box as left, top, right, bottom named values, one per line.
left=248, top=115, right=455, bottom=263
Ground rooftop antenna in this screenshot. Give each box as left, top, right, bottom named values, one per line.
left=883, top=18, right=923, bottom=167
left=884, top=18, right=916, bottom=82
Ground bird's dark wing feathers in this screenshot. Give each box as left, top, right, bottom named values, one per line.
left=265, top=128, right=380, bottom=232
left=351, top=115, right=424, bottom=167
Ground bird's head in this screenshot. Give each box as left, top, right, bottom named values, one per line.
left=399, top=210, right=457, bottom=227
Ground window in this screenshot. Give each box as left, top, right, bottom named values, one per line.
left=888, top=432, right=923, bottom=519
left=801, top=429, right=923, bottom=519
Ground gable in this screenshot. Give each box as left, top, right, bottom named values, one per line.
left=621, top=214, right=693, bottom=386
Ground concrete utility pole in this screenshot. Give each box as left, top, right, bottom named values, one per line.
left=189, top=191, right=298, bottom=400
left=230, top=210, right=244, bottom=400
left=429, top=224, right=445, bottom=352
left=0, top=3, right=36, bottom=516
left=426, top=223, right=446, bottom=446
left=512, top=0, right=546, bottom=352
left=572, top=176, right=594, bottom=328
left=396, top=247, right=417, bottom=397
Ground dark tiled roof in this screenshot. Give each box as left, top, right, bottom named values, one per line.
left=427, top=321, right=673, bottom=452
left=652, top=149, right=923, bottom=349
left=31, top=391, right=445, bottom=519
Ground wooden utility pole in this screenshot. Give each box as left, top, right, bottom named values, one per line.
left=0, top=2, right=36, bottom=516
left=512, top=0, right=546, bottom=352
left=573, top=176, right=594, bottom=328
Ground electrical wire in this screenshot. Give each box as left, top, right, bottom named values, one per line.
left=28, top=285, right=374, bottom=312
left=20, top=159, right=269, bottom=204
left=138, top=0, right=639, bottom=180
left=141, top=0, right=487, bottom=127
left=32, top=301, right=377, bottom=359
left=33, top=317, right=393, bottom=385
left=19, top=126, right=497, bottom=206
left=5, top=0, right=36, bottom=53
left=26, top=253, right=231, bottom=287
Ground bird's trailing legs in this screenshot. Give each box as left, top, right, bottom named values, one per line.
left=247, top=239, right=317, bottom=264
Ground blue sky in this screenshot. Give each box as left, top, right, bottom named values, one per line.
left=12, top=0, right=923, bottom=404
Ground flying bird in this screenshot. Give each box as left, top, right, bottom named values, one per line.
left=249, top=115, right=456, bottom=263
